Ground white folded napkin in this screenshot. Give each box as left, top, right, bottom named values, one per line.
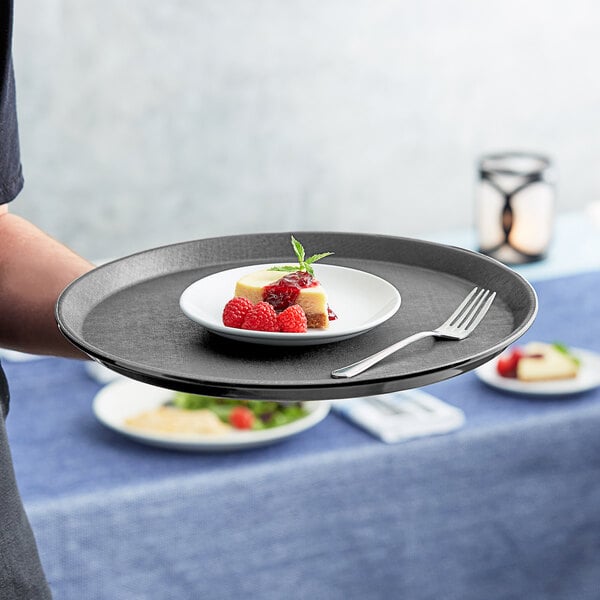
left=331, top=389, right=465, bottom=443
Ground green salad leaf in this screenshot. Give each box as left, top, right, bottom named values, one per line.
left=171, top=392, right=308, bottom=430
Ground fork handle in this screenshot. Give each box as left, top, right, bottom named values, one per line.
left=331, top=331, right=436, bottom=379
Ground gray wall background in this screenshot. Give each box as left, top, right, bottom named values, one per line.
left=11, top=0, right=600, bottom=260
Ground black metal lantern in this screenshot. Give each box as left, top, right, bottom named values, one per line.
left=476, top=152, right=555, bottom=264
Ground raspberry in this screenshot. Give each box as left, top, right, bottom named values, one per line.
left=496, top=347, right=524, bottom=378
left=241, top=301, right=279, bottom=332
left=277, top=304, right=307, bottom=333
left=222, top=297, right=254, bottom=328
left=229, top=406, right=254, bottom=429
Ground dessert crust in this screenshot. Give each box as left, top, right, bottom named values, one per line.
left=306, top=313, right=329, bottom=329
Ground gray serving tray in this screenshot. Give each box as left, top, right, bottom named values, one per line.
left=56, top=232, right=537, bottom=400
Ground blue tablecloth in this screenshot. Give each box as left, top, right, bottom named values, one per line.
left=4, top=270, right=600, bottom=600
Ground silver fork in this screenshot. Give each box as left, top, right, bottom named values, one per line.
left=331, top=287, right=496, bottom=379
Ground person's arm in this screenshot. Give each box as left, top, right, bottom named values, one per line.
left=0, top=205, right=94, bottom=359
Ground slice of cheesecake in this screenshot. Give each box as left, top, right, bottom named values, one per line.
left=516, top=342, right=579, bottom=381
left=235, top=269, right=330, bottom=329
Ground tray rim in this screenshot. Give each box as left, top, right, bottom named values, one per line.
left=56, top=231, right=538, bottom=400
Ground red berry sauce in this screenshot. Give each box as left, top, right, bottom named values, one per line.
left=263, top=271, right=317, bottom=312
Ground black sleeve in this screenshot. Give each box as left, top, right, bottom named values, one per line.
left=0, top=5, right=52, bottom=597
left=0, top=0, right=24, bottom=205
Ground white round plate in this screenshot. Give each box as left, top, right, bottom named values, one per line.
left=475, top=347, right=600, bottom=396
left=93, top=379, right=330, bottom=451
left=179, top=263, right=401, bottom=346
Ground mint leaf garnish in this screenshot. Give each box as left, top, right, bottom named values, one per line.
left=306, top=252, right=334, bottom=264
left=291, top=235, right=305, bottom=264
left=552, top=342, right=581, bottom=366
left=267, top=265, right=299, bottom=273
left=269, top=236, right=333, bottom=275
left=552, top=342, right=569, bottom=354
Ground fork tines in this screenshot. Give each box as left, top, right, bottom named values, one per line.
left=446, top=287, right=496, bottom=332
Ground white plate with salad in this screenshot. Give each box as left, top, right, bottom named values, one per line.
left=93, top=379, right=330, bottom=451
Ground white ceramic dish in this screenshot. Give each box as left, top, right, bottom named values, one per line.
left=475, top=347, right=600, bottom=396
left=179, top=263, right=401, bottom=346
left=93, top=379, right=330, bottom=451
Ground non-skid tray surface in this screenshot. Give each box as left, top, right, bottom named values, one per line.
left=56, top=232, right=537, bottom=400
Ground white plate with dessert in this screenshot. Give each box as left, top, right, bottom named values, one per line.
left=180, top=262, right=401, bottom=346
left=93, top=379, right=331, bottom=451
left=476, top=342, right=600, bottom=395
